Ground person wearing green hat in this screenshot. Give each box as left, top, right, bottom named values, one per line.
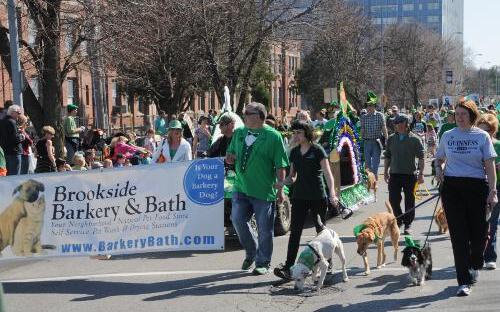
left=438, top=110, right=456, bottom=140
left=64, top=104, right=85, bottom=164
left=360, top=91, right=388, bottom=179
left=152, top=119, right=192, bottom=163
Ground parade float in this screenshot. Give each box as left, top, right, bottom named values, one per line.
left=322, top=82, right=371, bottom=212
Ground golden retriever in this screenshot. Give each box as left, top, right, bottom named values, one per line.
left=355, top=201, right=400, bottom=275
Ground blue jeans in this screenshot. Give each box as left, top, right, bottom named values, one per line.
left=231, top=192, right=275, bottom=267
left=364, top=139, right=381, bottom=176
left=5, top=154, right=21, bottom=175
left=485, top=200, right=500, bottom=263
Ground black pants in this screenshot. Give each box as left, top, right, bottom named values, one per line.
left=388, top=174, right=417, bottom=228
left=442, top=177, right=489, bottom=285
left=285, top=198, right=327, bottom=268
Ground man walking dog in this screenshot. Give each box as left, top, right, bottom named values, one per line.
left=383, top=114, right=425, bottom=235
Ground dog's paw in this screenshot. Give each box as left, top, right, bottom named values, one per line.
left=363, top=271, right=371, bottom=276
left=343, top=276, right=349, bottom=282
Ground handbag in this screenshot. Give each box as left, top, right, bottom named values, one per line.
left=156, top=139, right=167, bottom=164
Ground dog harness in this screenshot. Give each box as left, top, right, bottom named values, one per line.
left=297, top=244, right=322, bottom=271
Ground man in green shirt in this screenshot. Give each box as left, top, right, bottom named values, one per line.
left=63, top=104, right=84, bottom=164
left=438, top=110, right=456, bottom=141
left=226, top=102, right=289, bottom=275
left=384, top=114, right=425, bottom=235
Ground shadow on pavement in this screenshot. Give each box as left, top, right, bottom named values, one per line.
left=315, top=286, right=455, bottom=312
left=3, top=271, right=265, bottom=302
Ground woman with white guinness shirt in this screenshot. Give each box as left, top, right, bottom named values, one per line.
left=435, top=100, right=498, bottom=297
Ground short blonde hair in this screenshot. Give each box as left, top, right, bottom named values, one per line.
left=72, top=154, right=86, bottom=167
left=43, top=126, right=55, bottom=135
left=477, top=113, right=499, bottom=136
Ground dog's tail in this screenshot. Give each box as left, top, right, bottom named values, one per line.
left=385, top=200, right=394, bottom=215
left=316, top=214, right=327, bottom=233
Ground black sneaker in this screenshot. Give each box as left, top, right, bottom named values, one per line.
left=273, top=263, right=292, bottom=280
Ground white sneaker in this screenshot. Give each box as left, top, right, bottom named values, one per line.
left=456, top=285, right=471, bottom=297
left=485, top=262, right=497, bottom=270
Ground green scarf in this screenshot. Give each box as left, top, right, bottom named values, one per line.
left=353, top=224, right=381, bottom=242
left=297, top=247, right=315, bottom=270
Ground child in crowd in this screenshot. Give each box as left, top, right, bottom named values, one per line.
left=143, top=128, right=157, bottom=153
left=56, top=158, right=72, bottom=172
left=72, top=153, right=87, bottom=171
left=425, top=124, right=437, bottom=158
left=103, top=159, right=113, bottom=168
left=115, top=153, right=126, bottom=167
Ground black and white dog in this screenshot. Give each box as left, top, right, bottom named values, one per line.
left=291, top=220, right=348, bottom=291
left=401, top=243, right=433, bottom=286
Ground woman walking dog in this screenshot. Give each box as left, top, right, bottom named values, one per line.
left=274, top=120, right=339, bottom=280
left=435, top=100, right=498, bottom=296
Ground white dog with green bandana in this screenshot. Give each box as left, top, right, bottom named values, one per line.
left=291, top=227, right=348, bottom=291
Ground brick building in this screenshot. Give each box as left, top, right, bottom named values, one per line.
left=0, top=4, right=302, bottom=133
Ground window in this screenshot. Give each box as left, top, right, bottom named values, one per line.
left=29, top=77, right=39, bottom=99
left=112, top=81, right=117, bottom=106
left=372, top=17, right=382, bottom=24
left=402, top=16, right=415, bottom=23
left=276, top=54, right=282, bottom=74
left=274, top=86, right=279, bottom=108
left=427, top=16, right=440, bottom=23
left=270, top=54, right=275, bottom=74
left=199, top=93, right=205, bottom=111
left=370, top=5, right=398, bottom=14
left=67, top=79, right=75, bottom=105
left=382, top=17, right=398, bottom=24
left=402, top=4, right=414, bottom=11
left=210, top=91, right=216, bottom=110
left=428, top=2, right=440, bottom=10
left=28, top=19, right=37, bottom=47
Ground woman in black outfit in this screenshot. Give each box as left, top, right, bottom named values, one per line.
left=274, top=121, right=339, bottom=280
left=35, top=126, right=57, bottom=173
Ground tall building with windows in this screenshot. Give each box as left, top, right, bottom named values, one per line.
left=346, top=0, right=463, bottom=40
left=346, top=0, right=464, bottom=93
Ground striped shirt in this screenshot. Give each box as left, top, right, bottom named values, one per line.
left=360, top=111, right=385, bottom=140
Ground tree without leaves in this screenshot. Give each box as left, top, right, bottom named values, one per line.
left=383, top=23, right=451, bottom=109
left=1, top=0, right=97, bottom=156
left=296, top=0, right=379, bottom=112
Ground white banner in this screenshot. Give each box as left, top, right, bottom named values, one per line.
left=0, top=159, right=225, bottom=258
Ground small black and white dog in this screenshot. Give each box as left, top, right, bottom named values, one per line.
left=401, top=244, right=433, bottom=286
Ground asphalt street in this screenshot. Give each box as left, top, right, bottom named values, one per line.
left=1, top=165, right=499, bottom=312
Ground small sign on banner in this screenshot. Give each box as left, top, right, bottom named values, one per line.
left=0, top=159, right=225, bottom=259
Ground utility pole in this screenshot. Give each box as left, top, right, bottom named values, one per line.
left=7, top=0, right=23, bottom=108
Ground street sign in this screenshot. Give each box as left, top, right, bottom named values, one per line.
left=445, top=70, right=453, bottom=84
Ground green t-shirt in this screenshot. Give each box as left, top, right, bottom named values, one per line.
left=438, top=122, right=456, bottom=140
left=227, top=125, right=289, bottom=201
left=494, top=140, right=500, bottom=186
left=63, top=116, right=79, bottom=138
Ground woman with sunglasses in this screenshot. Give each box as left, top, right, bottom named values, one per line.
left=274, top=120, right=339, bottom=280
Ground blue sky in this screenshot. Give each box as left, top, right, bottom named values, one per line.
left=464, top=0, right=500, bottom=68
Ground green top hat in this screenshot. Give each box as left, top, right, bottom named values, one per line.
left=168, top=119, right=183, bottom=130
left=366, top=91, right=378, bottom=106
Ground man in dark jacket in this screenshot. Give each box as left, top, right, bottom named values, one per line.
left=0, top=105, right=24, bottom=175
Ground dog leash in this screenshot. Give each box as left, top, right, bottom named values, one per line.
left=422, top=183, right=443, bottom=248
left=394, top=191, right=440, bottom=221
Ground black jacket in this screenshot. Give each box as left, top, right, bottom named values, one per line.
left=0, top=115, right=23, bottom=155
